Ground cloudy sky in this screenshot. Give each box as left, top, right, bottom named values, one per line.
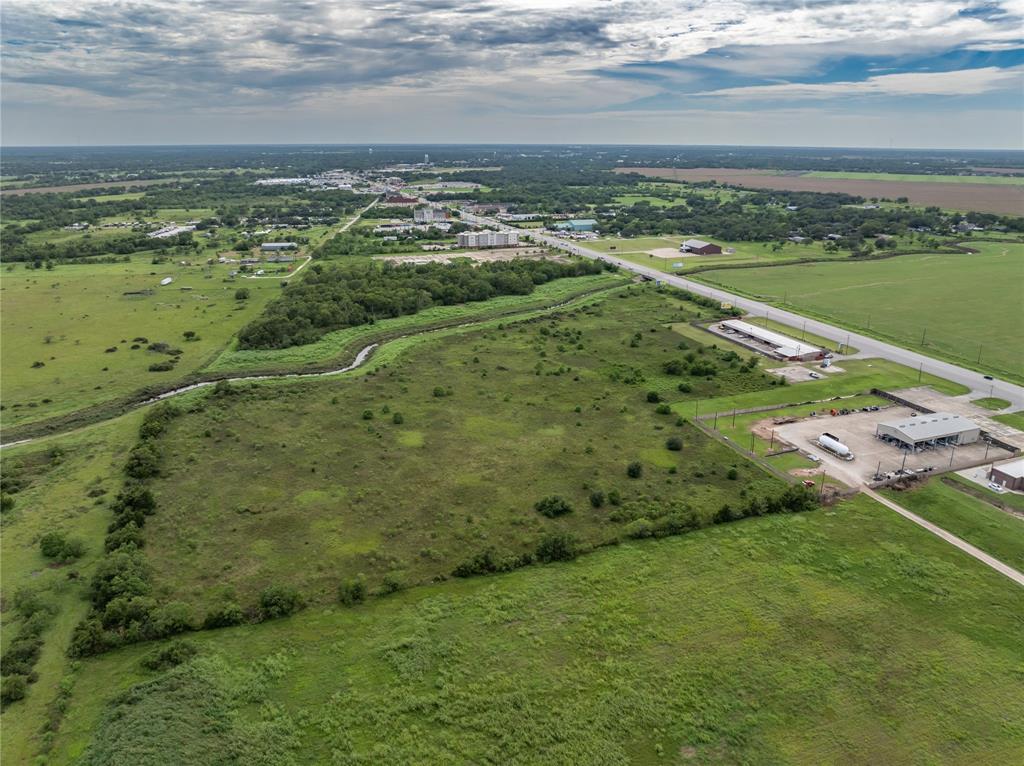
left=2, top=0, right=1022, bottom=148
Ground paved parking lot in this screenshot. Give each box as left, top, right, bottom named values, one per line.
left=773, top=405, right=1016, bottom=485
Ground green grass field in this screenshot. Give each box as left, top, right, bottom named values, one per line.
left=206, top=273, right=625, bottom=374
left=971, top=397, right=1012, bottom=410
left=143, top=288, right=786, bottom=612
left=805, top=171, right=1024, bottom=185
left=46, top=494, right=1024, bottom=765
left=0, top=259, right=280, bottom=427
left=694, top=243, right=1024, bottom=382
left=883, top=479, right=1024, bottom=569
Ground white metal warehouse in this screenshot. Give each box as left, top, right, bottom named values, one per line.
left=719, top=319, right=823, bottom=361
left=875, top=412, right=981, bottom=450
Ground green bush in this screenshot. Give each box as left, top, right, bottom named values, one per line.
left=534, top=496, right=573, bottom=518
left=727, top=467, right=739, bottom=480
left=392, top=412, right=404, bottom=425
left=452, top=549, right=499, bottom=578
left=589, top=490, right=605, bottom=509
left=124, top=442, right=162, bottom=479
left=362, top=409, right=374, bottom=420
left=258, top=585, right=304, bottom=620
left=141, top=640, right=199, bottom=672
left=665, top=436, right=683, bottom=451
left=627, top=461, right=643, bottom=479
left=1, top=675, right=27, bottom=705
left=234, top=287, right=250, bottom=300
left=646, top=391, right=660, bottom=403
left=338, top=577, right=367, bottom=606
left=202, top=602, right=245, bottom=629
left=535, top=533, right=579, bottom=563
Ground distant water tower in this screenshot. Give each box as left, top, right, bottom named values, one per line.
left=368, top=147, right=373, bottom=154
left=424, top=153, right=429, bottom=164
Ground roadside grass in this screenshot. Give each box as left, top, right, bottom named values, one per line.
left=669, top=354, right=967, bottom=420
left=805, top=171, right=1024, bottom=185
left=971, top=397, right=1012, bottom=410
left=882, top=478, right=1024, bottom=569
left=608, top=238, right=856, bottom=275
left=693, top=242, right=1024, bottom=383
left=0, top=258, right=280, bottom=428
left=143, top=288, right=786, bottom=613
left=992, top=411, right=1024, bottom=431
left=49, top=494, right=1024, bottom=765
left=944, top=473, right=1024, bottom=514
left=204, top=273, right=625, bottom=374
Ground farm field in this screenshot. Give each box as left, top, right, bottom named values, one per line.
left=142, top=288, right=788, bottom=613
left=805, top=171, right=1024, bottom=185
left=882, top=479, right=1024, bottom=569
left=693, top=243, right=1024, bottom=382
left=0, top=259, right=280, bottom=428
left=47, top=494, right=1024, bottom=765
left=615, top=167, right=1024, bottom=215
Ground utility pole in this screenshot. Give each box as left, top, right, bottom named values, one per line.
left=949, top=444, right=956, bottom=468
left=921, top=328, right=927, bottom=346
left=900, top=451, right=908, bottom=473
left=714, top=411, right=718, bottom=429
left=918, top=362, right=923, bottom=383
left=818, top=470, right=826, bottom=499
left=732, top=408, right=737, bottom=427
left=694, top=399, right=699, bottom=418
left=977, top=345, right=983, bottom=364
left=801, top=321, right=807, bottom=341
left=750, top=432, right=755, bottom=453
left=769, top=430, right=775, bottom=450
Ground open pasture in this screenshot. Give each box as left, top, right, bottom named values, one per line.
left=144, top=288, right=786, bottom=612
left=695, top=243, right=1024, bottom=381
left=0, top=259, right=279, bottom=427
left=616, top=167, right=1024, bottom=215
left=49, top=494, right=1024, bottom=765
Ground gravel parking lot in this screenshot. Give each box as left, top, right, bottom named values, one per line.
left=773, top=405, right=1015, bottom=485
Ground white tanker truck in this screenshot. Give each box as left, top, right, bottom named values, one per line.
left=816, top=432, right=854, bottom=461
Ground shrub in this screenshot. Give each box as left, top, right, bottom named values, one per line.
left=655, top=404, right=671, bottom=415
left=124, top=442, right=161, bottom=479
left=535, top=533, right=578, bottom=563
left=148, top=361, right=174, bottom=372
left=182, top=330, right=197, bottom=341
left=362, top=409, right=374, bottom=420
left=1, top=675, right=27, bottom=705
left=714, top=504, right=736, bottom=524
left=338, top=577, right=367, bottom=606
left=150, top=601, right=196, bottom=637
left=646, top=391, right=660, bottom=403
left=105, top=522, right=144, bottom=552
left=67, top=618, right=109, bottom=658
left=662, top=360, right=686, bottom=376
left=39, top=531, right=69, bottom=559
left=380, top=573, right=404, bottom=595
left=258, top=585, right=304, bottom=619
left=432, top=386, right=447, bottom=398
left=534, top=496, right=573, bottom=518
left=727, top=467, right=739, bottom=480
left=677, top=382, right=692, bottom=393
left=202, top=602, right=245, bottom=629
left=89, top=548, right=151, bottom=609
left=627, top=461, right=643, bottom=479
left=234, top=288, right=250, bottom=300
left=452, top=549, right=498, bottom=578
left=589, top=490, right=605, bottom=509
left=141, top=640, right=198, bottom=671
left=666, top=436, right=683, bottom=451
left=608, top=489, right=622, bottom=506
left=392, top=412, right=404, bottom=425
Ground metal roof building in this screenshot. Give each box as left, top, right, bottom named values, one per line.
left=720, top=319, right=823, bottom=361
left=990, top=458, right=1024, bottom=491
left=875, top=412, right=981, bottom=449
left=680, top=239, right=722, bottom=254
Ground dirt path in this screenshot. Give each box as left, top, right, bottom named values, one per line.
left=864, top=487, right=1024, bottom=587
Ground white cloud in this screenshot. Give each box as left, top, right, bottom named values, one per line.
left=693, top=65, right=1024, bottom=99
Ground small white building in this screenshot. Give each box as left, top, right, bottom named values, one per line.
left=261, top=242, right=298, bottom=251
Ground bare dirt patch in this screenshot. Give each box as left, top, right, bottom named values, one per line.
left=615, top=167, right=1024, bottom=215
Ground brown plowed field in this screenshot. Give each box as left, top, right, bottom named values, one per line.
left=616, top=167, right=1023, bottom=215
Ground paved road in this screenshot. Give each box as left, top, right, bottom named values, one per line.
left=463, top=213, right=1024, bottom=410
left=865, top=488, right=1024, bottom=586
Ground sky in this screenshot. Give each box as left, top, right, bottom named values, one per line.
left=2, top=0, right=1023, bottom=148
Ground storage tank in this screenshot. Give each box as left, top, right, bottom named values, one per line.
left=817, top=432, right=854, bottom=460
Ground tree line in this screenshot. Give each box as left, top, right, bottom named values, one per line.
left=237, top=259, right=607, bottom=350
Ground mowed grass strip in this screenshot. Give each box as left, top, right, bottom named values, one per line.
left=1, top=259, right=279, bottom=427
left=51, top=495, right=1024, bottom=765
left=882, top=478, right=1024, bottom=569
left=694, top=243, right=1024, bottom=381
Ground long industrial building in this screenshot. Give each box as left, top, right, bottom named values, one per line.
left=457, top=230, right=519, bottom=248
left=719, top=319, right=823, bottom=361
left=875, top=412, right=981, bottom=450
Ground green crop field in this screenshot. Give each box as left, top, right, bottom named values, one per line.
left=44, top=494, right=1024, bottom=765
left=805, top=171, right=1024, bottom=185
left=694, top=243, right=1024, bottom=382
left=882, top=479, right=1024, bottom=569
left=0, top=259, right=280, bottom=427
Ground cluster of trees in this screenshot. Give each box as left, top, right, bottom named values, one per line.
left=1, top=229, right=195, bottom=264
left=1, top=587, right=57, bottom=704
left=237, top=259, right=606, bottom=350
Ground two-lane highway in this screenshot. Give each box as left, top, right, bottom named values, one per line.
left=463, top=212, right=1024, bottom=410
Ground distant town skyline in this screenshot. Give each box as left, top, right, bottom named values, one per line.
left=2, top=0, right=1022, bottom=149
